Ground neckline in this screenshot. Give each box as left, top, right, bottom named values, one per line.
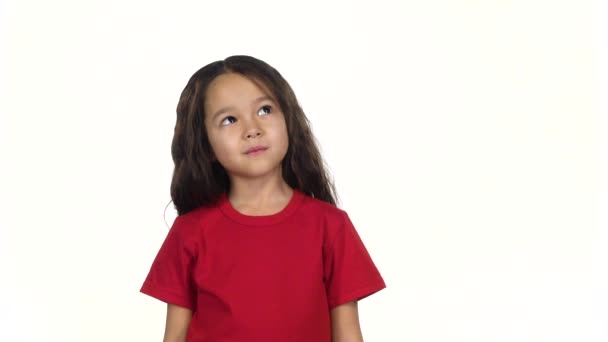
left=218, top=189, right=305, bottom=226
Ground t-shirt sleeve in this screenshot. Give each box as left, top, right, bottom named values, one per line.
left=323, top=210, right=386, bottom=310
left=140, top=215, right=197, bottom=310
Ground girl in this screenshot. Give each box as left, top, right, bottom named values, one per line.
left=141, top=55, right=386, bottom=342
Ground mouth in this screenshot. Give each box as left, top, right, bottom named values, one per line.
left=245, top=146, right=268, bottom=155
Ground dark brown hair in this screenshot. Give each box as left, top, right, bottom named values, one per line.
left=170, top=55, right=337, bottom=215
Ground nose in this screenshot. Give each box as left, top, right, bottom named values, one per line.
left=246, top=129, right=262, bottom=139
left=244, top=120, right=263, bottom=139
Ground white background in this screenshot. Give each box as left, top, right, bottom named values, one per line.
left=1, top=0, right=606, bottom=341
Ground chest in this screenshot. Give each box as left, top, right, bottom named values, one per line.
left=192, top=223, right=326, bottom=295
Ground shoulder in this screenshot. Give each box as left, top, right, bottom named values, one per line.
left=173, top=199, right=226, bottom=228
left=167, top=203, right=219, bottom=248
left=300, top=193, right=348, bottom=222
left=299, top=193, right=352, bottom=241
left=171, top=206, right=206, bottom=233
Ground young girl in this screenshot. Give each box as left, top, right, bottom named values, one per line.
left=141, top=55, right=386, bottom=342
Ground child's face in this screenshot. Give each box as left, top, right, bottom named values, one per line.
left=204, top=73, right=289, bottom=180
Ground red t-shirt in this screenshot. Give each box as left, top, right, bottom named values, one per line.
left=140, top=190, right=386, bottom=341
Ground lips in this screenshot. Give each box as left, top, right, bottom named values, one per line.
left=245, top=146, right=268, bottom=154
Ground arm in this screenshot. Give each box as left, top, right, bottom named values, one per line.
left=330, top=301, right=364, bottom=342
left=163, top=304, right=192, bottom=342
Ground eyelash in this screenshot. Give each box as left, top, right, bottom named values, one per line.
left=220, top=104, right=273, bottom=126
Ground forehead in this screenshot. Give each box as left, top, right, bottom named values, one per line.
left=205, top=73, right=273, bottom=109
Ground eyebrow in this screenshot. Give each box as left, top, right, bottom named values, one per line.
left=209, top=95, right=275, bottom=121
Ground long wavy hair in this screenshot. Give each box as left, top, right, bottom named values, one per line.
left=170, top=55, right=337, bottom=215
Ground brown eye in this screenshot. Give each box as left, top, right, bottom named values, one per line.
left=258, top=105, right=272, bottom=116
left=220, top=116, right=237, bottom=126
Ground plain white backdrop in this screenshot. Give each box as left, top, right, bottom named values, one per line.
left=1, top=0, right=606, bottom=341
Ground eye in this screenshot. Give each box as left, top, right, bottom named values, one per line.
left=258, top=105, right=273, bottom=116
left=220, top=116, right=237, bottom=126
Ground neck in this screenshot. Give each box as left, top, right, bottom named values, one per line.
left=227, top=169, right=293, bottom=211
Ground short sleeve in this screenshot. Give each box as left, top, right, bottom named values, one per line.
left=323, top=211, right=386, bottom=310
left=140, top=215, right=197, bottom=310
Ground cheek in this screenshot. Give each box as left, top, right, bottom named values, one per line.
left=206, top=129, right=230, bottom=158
left=211, top=131, right=246, bottom=162
left=271, top=122, right=290, bottom=158
left=278, top=120, right=289, bottom=147
left=270, top=116, right=288, bottom=139
left=209, top=133, right=232, bottom=154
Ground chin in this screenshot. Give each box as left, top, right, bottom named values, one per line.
left=233, top=163, right=283, bottom=179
